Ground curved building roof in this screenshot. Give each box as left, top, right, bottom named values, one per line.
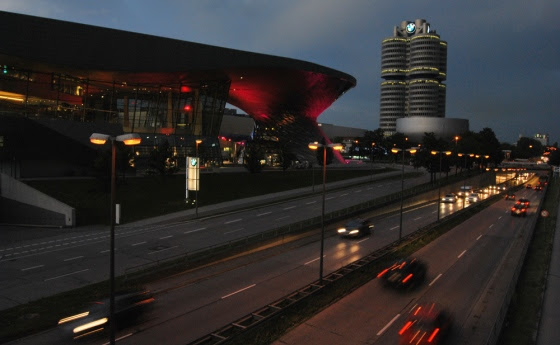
left=0, top=11, right=356, bottom=123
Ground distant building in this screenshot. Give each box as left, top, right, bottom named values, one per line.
left=534, top=133, right=549, bottom=146
left=380, top=19, right=468, bottom=142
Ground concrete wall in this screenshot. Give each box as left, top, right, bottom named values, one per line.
left=0, top=173, right=75, bottom=227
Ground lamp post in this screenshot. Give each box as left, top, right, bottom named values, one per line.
left=195, top=139, right=202, bottom=217
left=457, top=153, right=474, bottom=209
left=370, top=142, right=376, bottom=181
left=308, top=141, right=343, bottom=285
left=453, top=136, right=460, bottom=175
left=431, top=150, right=452, bottom=221
left=391, top=146, right=417, bottom=241
left=89, top=132, right=141, bottom=345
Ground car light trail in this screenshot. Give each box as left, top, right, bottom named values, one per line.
left=378, top=314, right=401, bottom=335
left=221, top=284, right=256, bottom=299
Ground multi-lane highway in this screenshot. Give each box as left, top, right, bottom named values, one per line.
left=274, top=183, right=542, bottom=344
left=6, top=172, right=532, bottom=344
left=0, top=168, right=431, bottom=310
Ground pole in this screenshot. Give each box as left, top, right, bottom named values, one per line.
left=399, top=149, right=404, bottom=241
left=109, top=140, right=116, bottom=345
left=195, top=143, right=199, bottom=218
left=437, top=153, right=442, bottom=221
left=319, top=146, right=326, bottom=284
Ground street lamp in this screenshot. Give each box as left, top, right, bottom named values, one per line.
left=308, top=141, right=343, bottom=285
left=431, top=150, right=452, bottom=221
left=195, top=139, right=203, bottom=217
left=89, top=132, right=141, bottom=345
left=370, top=142, right=376, bottom=181
left=391, top=146, right=417, bottom=241
left=458, top=153, right=474, bottom=209
left=453, top=136, right=460, bottom=175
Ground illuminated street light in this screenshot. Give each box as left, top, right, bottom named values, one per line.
left=195, top=139, right=203, bottom=218
left=458, top=153, right=474, bottom=209
left=431, top=150, right=452, bottom=221
left=391, top=146, right=417, bottom=241
left=370, top=142, right=376, bottom=181
left=308, top=141, right=343, bottom=285
left=89, top=132, right=141, bottom=345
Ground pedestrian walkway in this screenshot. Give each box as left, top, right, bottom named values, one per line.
left=536, top=201, right=560, bottom=345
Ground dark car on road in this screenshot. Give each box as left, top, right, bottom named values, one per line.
left=337, top=218, right=373, bottom=238
left=504, top=193, right=515, bottom=200
left=511, top=204, right=527, bottom=217
left=58, top=290, right=155, bottom=340
left=399, top=303, right=453, bottom=345
left=377, top=257, right=427, bottom=289
left=516, top=198, right=530, bottom=207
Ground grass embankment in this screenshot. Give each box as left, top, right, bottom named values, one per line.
left=25, top=167, right=388, bottom=225
left=498, top=178, right=559, bottom=345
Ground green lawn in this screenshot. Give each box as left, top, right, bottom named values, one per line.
left=25, top=167, right=392, bottom=225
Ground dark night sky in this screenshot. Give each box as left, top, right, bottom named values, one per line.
left=4, top=0, right=559, bottom=144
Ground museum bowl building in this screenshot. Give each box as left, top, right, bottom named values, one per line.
left=0, top=11, right=355, bottom=177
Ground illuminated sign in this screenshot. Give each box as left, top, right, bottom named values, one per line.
left=406, top=22, right=416, bottom=34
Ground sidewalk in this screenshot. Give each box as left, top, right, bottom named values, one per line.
left=536, top=201, right=560, bottom=345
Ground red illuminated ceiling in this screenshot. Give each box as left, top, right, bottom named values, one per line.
left=0, top=11, right=356, bottom=124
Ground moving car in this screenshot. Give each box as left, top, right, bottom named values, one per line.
left=504, top=193, right=516, bottom=200
left=516, top=198, right=530, bottom=207
left=337, top=218, right=373, bottom=238
left=534, top=185, right=543, bottom=191
left=441, top=193, right=457, bottom=203
left=466, top=193, right=479, bottom=203
left=58, top=290, right=155, bottom=340
left=497, top=185, right=507, bottom=191
left=526, top=184, right=532, bottom=189
left=457, top=185, right=472, bottom=198
left=377, top=257, right=427, bottom=289
left=511, top=204, right=527, bottom=217
left=398, top=303, right=453, bottom=345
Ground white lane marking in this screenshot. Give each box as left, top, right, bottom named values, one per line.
left=132, top=241, right=147, bottom=246
left=476, top=234, right=482, bottom=241
left=378, top=184, right=384, bottom=187
left=357, top=238, right=369, bottom=244
left=304, top=255, right=325, bottom=265
left=221, top=284, right=256, bottom=299
left=185, top=227, right=206, bottom=234
left=355, top=190, right=362, bottom=193
left=64, top=256, right=84, bottom=262
left=102, top=332, right=134, bottom=344
left=284, top=206, right=296, bottom=210
left=21, top=265, right=44, bottom=271
left=377, top=314, right=401, bottom=336
left=99, top=249, right=116, bottom=254
left=499, top=216, right=503, bottom=219
left=367, top=187, right=373, bottom=190
left=44, top=269, right=89, bottom=281
left=489, top=224, right=494, bottom=229
left=326, top=197, right=335, bottom=200
left=429, top=273, right=443, bottom=286
left=224, top=228, right=244, bottom=235
left=225, top=219, right=242, bottom=224
left=340, top=193, right=349, bottom=197
left=390, top=226, right=399, bottom=231
left=432, top=210, right=437, bottom=214
left=306, top=201, right=317, bottom=205
left=159, top=235, right=173, bottom=240
left=148, top=246, right=178, bottom=255
left=458, top=250, right=467, bottom=258
left=257, top=211, right=272, bottom=217
left=275, top=216, right=291, bottom=221
left=414, top=217, right=422, bottom=221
